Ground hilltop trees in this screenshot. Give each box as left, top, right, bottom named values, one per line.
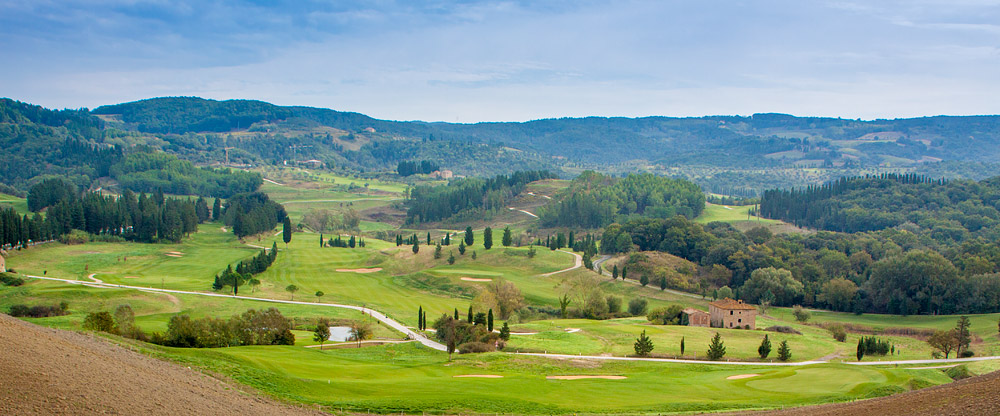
left=223, top=192, right=286, bottom=238
left=405, top=171, right=555, bottom=224
left=538, top=171, right=706, bottom=229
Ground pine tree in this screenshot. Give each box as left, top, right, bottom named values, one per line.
left=955, top=316, right=972, bottom=357
left=777, top=340, right=792, bottom=361
left=499, top=322, right=510, bottom=341
left=612, top=265, right=619, bottom=279
left=502, top=226, right=512, bottom=247
left=707, top=332, right=726, bottom=360
left=634, top=330, right=654, bottom=356
left=434, top=244, right=442, bottom=259
left=444, top=233, right=451, bottom=245
left=448, top=251, right=456, bottom=265
left=621, top=266, right=628, bottom=280
left=464, top=226, right=474, bottom=246
left=471, top=250, right=477, bottom=260
left=412, top=239, right=419, bottom=254
left=459, top=240, right=466, bottom=255
left=758, top=335, right=772, bottom=359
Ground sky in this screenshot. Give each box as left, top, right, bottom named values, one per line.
left=2, top=0, right=999, bottom=122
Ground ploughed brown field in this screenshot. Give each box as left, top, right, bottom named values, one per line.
left=0, top=314, right=320, bottom=416
left=727, top=368, right=1000, bottom=416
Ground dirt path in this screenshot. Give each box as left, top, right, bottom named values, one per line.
left=262, top=178, right=285, bottom=186
left=540, top=250, right=583, bottom=276
left=0, top=314, right=322, bottom=416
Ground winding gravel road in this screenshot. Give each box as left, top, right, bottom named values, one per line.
left=21, top=273, right=1000, bottom=366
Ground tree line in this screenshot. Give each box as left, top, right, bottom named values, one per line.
left=600, top=215, right=1000, bottom=315
left=8, top=182, right=211, bottom=246
left=396, top=160, right=440, bottom=176
left=538, top=171, right=705, bottom=229
left=221, top=192, right=287, bottom=238
left=758, top=173, right=1000, bottom=244
left=405, top=170, right=556, bottom=223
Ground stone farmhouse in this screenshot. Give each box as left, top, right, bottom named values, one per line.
left=681, top=308, right=710, bottom=327
left=709, top=298, right=757, bottom=329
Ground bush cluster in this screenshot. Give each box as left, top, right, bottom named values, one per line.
left=9, top=302, right=69, bottom=318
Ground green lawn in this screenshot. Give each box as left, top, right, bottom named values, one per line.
left=0, top=193, right=30, bottom=216
left=151, top=341, right=955, bottom=415
left=696, top=203, right=780, bottom=224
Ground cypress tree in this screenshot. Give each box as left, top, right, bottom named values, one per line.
left=502, top=226, right=512, bottom=247
left=464, top=226, right=474, bottom=246
left=418, top=306, right=423, bottom=330
left=454, top=308, right=459, bottom=320
left=488, top=309, right=494, bottom=332
left=412, top=239, right=419, bottom=254
left=467, top=306, right=473, bottom=323
left=483, top=226, right=493, bottom=249
left=282, top=217, right=292, bottom=246
left=680, top=336, right=685, bottom=356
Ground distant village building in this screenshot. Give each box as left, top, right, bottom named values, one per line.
left=681, top=308, right=709, bottom=327
left=709, top=298, right=757, bottom=329
left=363, top=127, right=376, bottom=133
left=0, top=251, right=5, bottom=273
left=429, top=170, right=454, bottom=179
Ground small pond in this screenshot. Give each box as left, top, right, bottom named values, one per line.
left=328, top=326, right=352, bottom=342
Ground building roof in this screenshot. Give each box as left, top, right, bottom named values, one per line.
left=681, top=308, right=708, bottom=315
left=709, top=298, right=757, bottom=311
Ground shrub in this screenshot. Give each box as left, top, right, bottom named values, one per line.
left=0, top=273, right=25, bottom=286
left=828, top=324, right=847, bottom=342
left=458, top=341, right=494, bottom=354
left=9, top=302, right=69, bottom=318
left=647, top=304, right=684, bottom=325
left=945, top=365, right=972, bottom=380
left=58, top=230, right=90, bottom=245
left=792, top=305, right=810, bottom=323
left=960, top=350, right=975, bottom=358
left=764, top=325, right=802, bottom=335
left=627, top=298, right=648, bottom=316
left=83, top=311, right=117, bottom=333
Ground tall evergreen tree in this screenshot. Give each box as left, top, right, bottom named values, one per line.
left=758, top=335, right=772, bottom=359
left=282, top=217, right=292, bottom=247
left=212, top=197, right=222, bottom=221
left=707, top=332, right=726, bottom=360
left=483, top=226, right=493, bottom=249
left=487, top=309, right=494, bottom=332
left=464, top=226, right=474, bottom=246
left=502, top=226, right=512, bottom=247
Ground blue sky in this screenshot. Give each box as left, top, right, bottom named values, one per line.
left=2, top=0, right=999, bottom=122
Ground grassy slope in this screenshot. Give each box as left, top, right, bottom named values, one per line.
left=0, top=193, right=30, bottom=215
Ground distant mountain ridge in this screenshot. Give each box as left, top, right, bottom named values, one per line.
left=3, top=96, right=1000, bottom=193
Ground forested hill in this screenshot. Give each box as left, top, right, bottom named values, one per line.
left=759, top=173, right=1000, bottom=244
left=0, top=98, right=260, bottom=197
left=91, top=97, right=1000, bottom=169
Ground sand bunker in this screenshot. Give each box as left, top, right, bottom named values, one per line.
left=460, top=277, right=492, bottom=282
left=166, top=251, right=183, bottom=255
left=164, top=254, right=183, bottom=258
left=123, top=276, right=141, bottom=279
left=564, top=328, right=581, bottom=333
left=336, top=268, right=383, bottom=273
left=726, top=374, right=760, bottom=380
left=453, top=375, right=504, bottom=378
left=546, top=375, right=626, bottom=380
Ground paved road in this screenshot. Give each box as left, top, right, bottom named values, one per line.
left=25, top=274, right=447, bottom=352
left=24, top=274, right=1000, bottom=367
left=540, top=250, right=582, bottom=276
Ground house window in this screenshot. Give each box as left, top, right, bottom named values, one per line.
left=730, top=311, right=733, bottom=315
left=738, top=319, right=742, bottom=323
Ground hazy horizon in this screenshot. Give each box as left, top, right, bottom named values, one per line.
left=3, top=1, right=999, bottom=123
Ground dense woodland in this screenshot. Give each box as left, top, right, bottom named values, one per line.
left=759, top=174, right=1000, bottom=243
left=602, top=215, right=1000, bottom=315
left=221, top=192, right=287, bottom=238
left=396, top=160, right=440, bottom=176
left=110, top=152, right=262, bottom=198
left=2, top=181, right=209, bottom=247
left=405, top=170, right=556, bottom=224
left=538, top=171, right=705, bottom=229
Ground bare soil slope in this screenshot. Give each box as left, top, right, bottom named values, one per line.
left=729, top=369, right=1000, bottom=416
left=0, top=314, right=322, bottom=416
